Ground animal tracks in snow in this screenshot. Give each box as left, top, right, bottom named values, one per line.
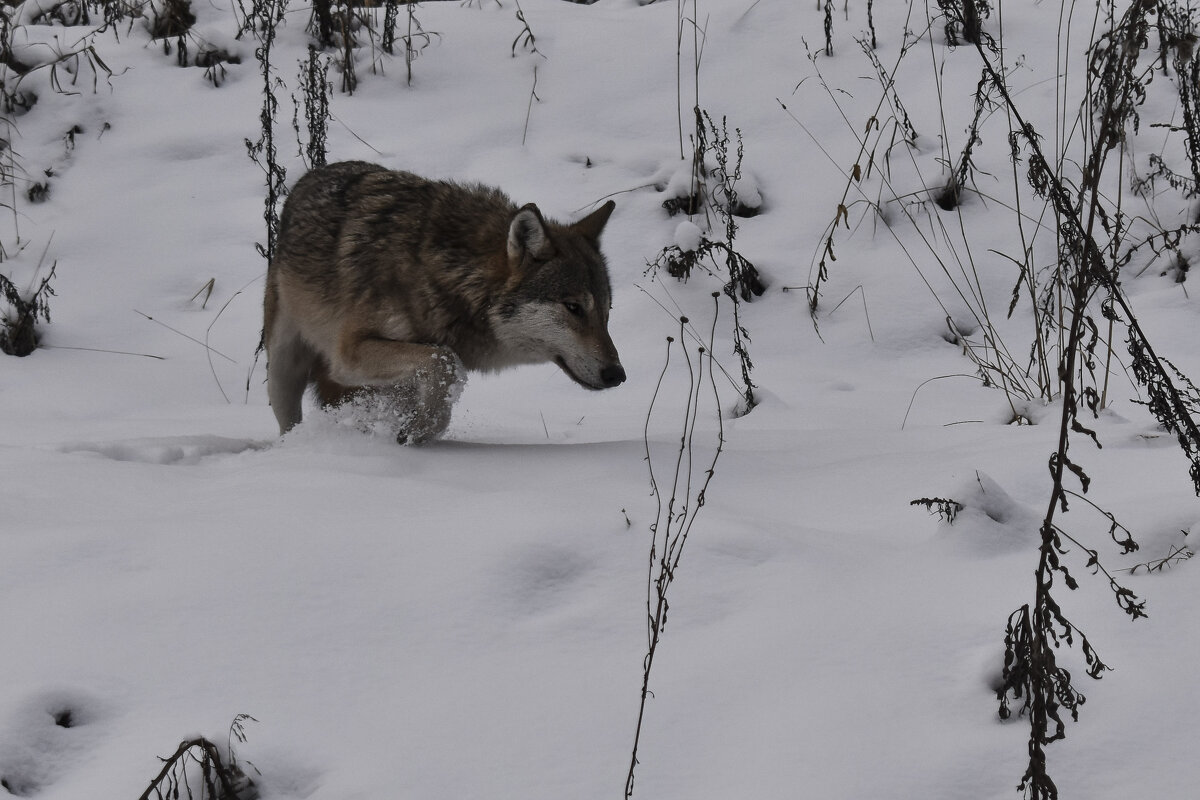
left=60, top=435, right=267, bottom=466
left=497, top=544, right=596, bottom=619
left=0, top=689, right=107, bottom=796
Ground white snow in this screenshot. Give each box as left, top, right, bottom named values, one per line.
left=2, top=1, right=1199, bottom=799
left=673, top=219, right=703, bottom=252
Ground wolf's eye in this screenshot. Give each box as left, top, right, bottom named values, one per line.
left=563, top=301, right=584, bottom=317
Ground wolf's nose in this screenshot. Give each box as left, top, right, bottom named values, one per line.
left=600, top=365, right=626, bottom=387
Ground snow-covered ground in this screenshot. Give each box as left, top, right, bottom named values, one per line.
left=2, top=1, right=1198, bottom=798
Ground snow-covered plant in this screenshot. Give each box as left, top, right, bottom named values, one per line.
left=935, top=68, right=992, bottom=212
left=671, top=0, right=703, bottom=162
left=381, top=0, right=400, bottom=55
left=704, top=112, right=759, bottom=412
left=240, top=0, right=287, bottom=263
left=335, top=2, right=357, bottom=94
left=397, top=1, right=438, bottom=87
left=1, top=0, right=116, bottom=114
left=307, top=0, right=336, bottom=49
left=0, top=261, right=55, bottom=357
left=136, top=715, right=258, bottom=800
left=946, top=0, right=1200, bottom=795
left=145, top=0, right=241, bottom=85
left=797, top=0, right=1200, bottom=793
left=910, top=496, right=964, bottom=523
left=649, top=111, right=762, bottom=412
left=936, top=0, right=990, bottom=46
left=1124, top=540, right=1194, bottom=574
left=144, top=0, right=195, bottom=40
left=822, top=0, right=832, bottom=56
left=1141, top=0, right=1200, bottom=198
left=293, top=44, right=331, bottom=170
left=510, top=0, right=543, bottom=58
left=794, top=30, right=921, bottom=323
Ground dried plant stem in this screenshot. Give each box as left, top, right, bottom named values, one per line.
left=137, top=738, right=248, bottom=800
left=522, top=65, right=539, bottom=146
left=627, top=301, right=724, bottom=800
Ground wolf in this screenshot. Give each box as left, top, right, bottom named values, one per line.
left=263, top=160, right=625, bottom=443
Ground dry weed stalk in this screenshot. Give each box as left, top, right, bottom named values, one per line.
left=626, top=299, right=724, bottom=799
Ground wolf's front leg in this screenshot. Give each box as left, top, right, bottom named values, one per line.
left=332, top=330, right=451, bottom=386
left=331, top=331, right=466, bottom=444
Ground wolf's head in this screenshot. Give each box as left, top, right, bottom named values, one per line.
left=492, top=200, right=625, bottom=390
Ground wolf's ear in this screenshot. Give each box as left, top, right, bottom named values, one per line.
left=572, top=200, right=616, bottom=244
left=508, top=204, right=554, bottom=263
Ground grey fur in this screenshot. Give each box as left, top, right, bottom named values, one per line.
left=263, top=161, right=624, bottom=442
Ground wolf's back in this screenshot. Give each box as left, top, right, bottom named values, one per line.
left=273, top=161, right=513, bottom=287
left=273, top=161, right=391, bottom=278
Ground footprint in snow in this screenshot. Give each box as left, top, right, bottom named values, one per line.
left=498, top=545, right=593, bottom=618
left=60, top=436, right=268, bottom=466
left=0, top=689, right=106, bottom=796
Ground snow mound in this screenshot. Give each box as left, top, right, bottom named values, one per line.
left=933, top=471, right=1040, bottom=556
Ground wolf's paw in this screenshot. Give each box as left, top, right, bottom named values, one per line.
left=324, top=348, right=467, bottom=445
left=400, top=348, right=467, bottom=445
left=418, top=347, right=466, bottom=399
